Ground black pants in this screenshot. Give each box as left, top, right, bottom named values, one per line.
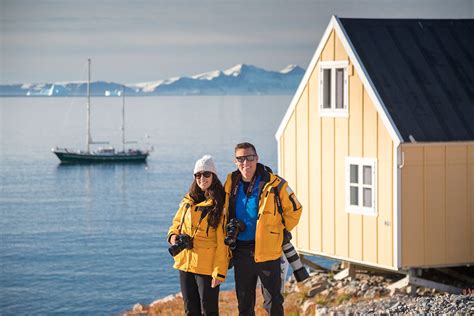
left=233, top=242, right=284, bottom=316
left=179, top=271, right=219, bottom=316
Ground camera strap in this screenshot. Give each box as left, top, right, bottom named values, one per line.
left=190, top=206, right=209, bottom=239
left=178, top=202, right=209, bottom=239
left=272, top=186, right=286, bottom=227
left=178, top=203, right=191, bottom=234
left=231, top=173, right=257, bottom=198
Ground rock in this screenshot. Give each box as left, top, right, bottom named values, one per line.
left=132, top=303, right=143, bottom=312
left=307, top=284, right=326, bottom=297
left=309, top=271, right=320, bottom=277
left=345, top=285, right=358, bottom=296
left=389, top=301, right=400, bottom=311
left=390, top=288, right=400, bottom=296
left=134, top=267, right=474, bottom=316
left=320, top=289, right=330, bottom=296
left=302, top=300, right=315, bottom=314
left=150, top=294, right=178, bottom=306
left=294, top=282, right=308, bottom=293
left=301, top=276, right=314, bottom=287
left=316, top=307, right=328, bottom=315
left=336, top=288, right=346, bottom=296
left=364, top=289, right=376, bottom=298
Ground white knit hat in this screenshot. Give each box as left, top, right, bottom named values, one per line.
left=193, top=155, right=217, bottom=175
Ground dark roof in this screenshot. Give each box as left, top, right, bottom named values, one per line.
left=339, top=18, right=474, bottom=142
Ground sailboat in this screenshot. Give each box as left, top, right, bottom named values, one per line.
left=52, top=59, right=151, bottom=163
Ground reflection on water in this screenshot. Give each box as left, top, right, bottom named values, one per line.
left=56, top=162, right=150, bottom=214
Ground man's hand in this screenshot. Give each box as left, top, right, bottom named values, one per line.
left=211, top=278, right=222, bottom=288
left=169, top=234, right=177, bottom=245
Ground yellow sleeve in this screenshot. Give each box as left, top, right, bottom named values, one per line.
left=167, top=198, right=189, bottom=243
left=211, top=208, right=230, bottom=281
left=279, top=181, right=303, bottom=232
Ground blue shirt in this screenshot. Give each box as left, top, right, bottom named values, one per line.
left=235, top=176, right=260, bottom=241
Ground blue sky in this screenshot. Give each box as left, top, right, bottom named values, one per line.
left=1, top=0, right=473, bottom=84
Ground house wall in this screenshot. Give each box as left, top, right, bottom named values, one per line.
left=401, top=142, right=474, bottom=268
left=279, top=30, right=396, bottom=270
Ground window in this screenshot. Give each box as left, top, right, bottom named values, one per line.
left=345, top=157, right=377, bottom=215
left=319, top=61, right=349, bottom=116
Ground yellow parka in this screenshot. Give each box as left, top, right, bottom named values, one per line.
left=168, top=194, right=229, bottom=281
left=224, top=164, right=303, bottom=263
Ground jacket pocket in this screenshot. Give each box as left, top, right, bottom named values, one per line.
left=192, top=246, right=215, bottom=274
left=261, top=225, right=283, bottom=257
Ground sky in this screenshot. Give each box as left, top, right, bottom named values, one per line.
left=1, top=0, right=473, bottom=85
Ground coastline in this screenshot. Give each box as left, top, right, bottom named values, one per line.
left=124, top=267, right=473, bottom=315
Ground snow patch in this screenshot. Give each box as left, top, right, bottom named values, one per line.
left=280, top=64, right=298, bottom=74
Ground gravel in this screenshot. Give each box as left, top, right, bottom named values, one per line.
left=319, top=293, right=474, bottom=315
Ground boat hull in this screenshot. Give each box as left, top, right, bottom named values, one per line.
left=53, top=151, right=148, bottom=164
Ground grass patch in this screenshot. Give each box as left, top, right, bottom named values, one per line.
left=314, top=294, right=329, bottom=306
left=334, top=293, right=352, bottom=305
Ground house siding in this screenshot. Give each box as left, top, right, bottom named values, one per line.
left=296, top=86, right=310, bottom=250
left=279, top=30, right=395, bottom=270
left=401, top=142, right=474, bottom=268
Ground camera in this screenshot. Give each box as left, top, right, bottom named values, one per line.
left=224, top=218, right=246, bottom=250
left=168, top=234, right=194, bottom=257
left=282, top=230, right=309, bottom=282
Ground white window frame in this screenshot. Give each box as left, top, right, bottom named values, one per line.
left=345, top=157, right=377, bottom=216
left=319, top=61, right=349, bottom=117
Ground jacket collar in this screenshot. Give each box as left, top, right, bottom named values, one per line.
left=184, top=193, right=213, bottom=207
left=195, top=199, right=214, bottom=207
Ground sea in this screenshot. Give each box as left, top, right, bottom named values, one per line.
left=0, top=96, right=335, bottom=315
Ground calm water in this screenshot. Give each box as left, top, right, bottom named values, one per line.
left=0, top=95, right=294, bottom=315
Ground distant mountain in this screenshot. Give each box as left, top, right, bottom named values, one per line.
left=0, top=64, right=305, bottom=97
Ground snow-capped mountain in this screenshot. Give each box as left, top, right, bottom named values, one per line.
left=0, top=64, right=304, bottom=97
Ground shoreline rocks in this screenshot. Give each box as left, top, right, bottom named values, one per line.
left=323, top=293, right=473, bottom=315
left=124, top=268, right=474, bottom=315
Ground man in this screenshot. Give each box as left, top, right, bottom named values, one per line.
left=224, top=142, right=302, bottom=315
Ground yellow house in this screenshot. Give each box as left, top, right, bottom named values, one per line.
left=276, top=17, right=474, bottom=271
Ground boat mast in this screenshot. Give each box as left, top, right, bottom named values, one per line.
left=121, top=85, right=125, bottom=152
left=86, top=58, right=91, bottom=152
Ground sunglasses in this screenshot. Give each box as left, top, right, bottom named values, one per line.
left=235, top=155, right=257, bottom=163
left=194, top=171, right=212, bottom=179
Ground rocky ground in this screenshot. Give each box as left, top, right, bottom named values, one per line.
left=124, top=266, right=474, bottom=315
left=323, top=293, right=473, bottom=315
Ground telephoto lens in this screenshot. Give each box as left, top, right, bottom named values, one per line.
left=282, top=230, right=309, bottom=282
left=168, top=234, right=193, bottom=257
left=224, top=218, right=246, bottom=250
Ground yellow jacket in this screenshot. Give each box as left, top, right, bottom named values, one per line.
left=224, top=164, right=303, bottom=263
left=168, top=194, right=229, bottom=281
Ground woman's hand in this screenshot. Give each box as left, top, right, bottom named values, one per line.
left=169, top=234, right=177, bottom=245
left=211, top=278, right=222, bottom=288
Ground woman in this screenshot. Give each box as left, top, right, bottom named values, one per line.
left=168, top=155, right=229, bottom=316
